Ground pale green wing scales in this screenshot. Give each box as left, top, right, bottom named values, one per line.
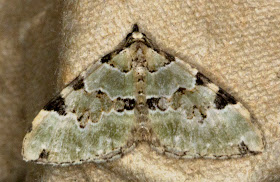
left=22, top=24, right=264, bottom=165
left=147, top=57, right=264, bottom=158
left=22, top=47, right=137, bottom=164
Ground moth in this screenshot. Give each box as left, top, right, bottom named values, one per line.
left=22, top=24, right=263, bottom=165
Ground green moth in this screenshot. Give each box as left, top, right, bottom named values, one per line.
left=22, top=25, right=263, bottom=165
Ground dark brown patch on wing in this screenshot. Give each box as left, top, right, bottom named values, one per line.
left=238, top=141, right=249, bottom=155
left=101, top=53, right=112, bottom=63
left=44, top=95, right=66, bottom=115
left=125, top=32, right=133, bottom=40
left=177, top=87, right=187, bottom=94
left=196, top=72, right=211, bottom=86
left=96, top=90, right=105, bottom=98
left=72, top=77, right=84, bottom=90
left=39, top=149, right=49, bottom=159
left=77, top=115, right=83, bottom=121
left=123, top=99, right=136, bottom=110
left=164, top=52, right=175, bottom=62
left=147, top=98, right=160, bottom=110
left=214, top=88, right=237, bottom=109
left=115, top=98, right=136, bottom=112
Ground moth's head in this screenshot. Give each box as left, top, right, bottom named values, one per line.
left=124, top=24, right=153, bottom=47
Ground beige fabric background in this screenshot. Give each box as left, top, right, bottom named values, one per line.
left=0, top=0, right=279, bottom=181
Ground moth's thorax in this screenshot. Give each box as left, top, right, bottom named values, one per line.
left=132, top=32, right=144, bottom=40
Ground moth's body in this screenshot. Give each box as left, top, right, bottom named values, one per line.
left=132, top=43, right=151, bottom=142
left=22, top=25, right=263, bottom=165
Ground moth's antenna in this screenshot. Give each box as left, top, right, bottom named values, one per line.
left=132, top=24, right=139, bottom=32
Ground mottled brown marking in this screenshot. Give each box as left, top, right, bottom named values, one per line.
left=43, top=95, right=66, bottom=115
left=72, top=77, right=84, bottom=90
left=196, top=72, right=211, bottom=86
left=164, top=52, right=175, bottom=62
left=101, top=53, right=112, bottom=63
left=123, top=99, right=136, bottom=110
left=238, top=141, right=249, bottom=155
left=177, top=87, right=186, bottom=94
left=96, top=90, right=105, bottom=98
left=214, top=88, right=237, bottom=109
left=147, top=98, right=160, bottom=110
left=39, top=149, right=49, bottom=159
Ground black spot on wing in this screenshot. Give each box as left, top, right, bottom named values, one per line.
left=123, top=99, right=136, bottom=110
left=71, top=76, right=84, bottom=90
left=101, top=53, right=112, bottom=63
left=77, top=115, right=83, bottom=121
left=238, top=141, right=249, bottom=155
left=164, top=52, right=175, bottom=62
left=125, top=32, right=133, bottom=40
left=39, top=149, right=49, bottom=159
left=147, top=98, right=160, bottom=110
left=96, top=90, right=105, bottom=98
left=43, top=95, right=66, bottom=115
left=196, top=72, right=211, bottom=85
left=214, top=88, right=237, bottom=109
left=176, top=87, right=186, bottom=94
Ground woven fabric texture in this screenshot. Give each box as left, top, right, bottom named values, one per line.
left=0, top=0, right=279, bottom=181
